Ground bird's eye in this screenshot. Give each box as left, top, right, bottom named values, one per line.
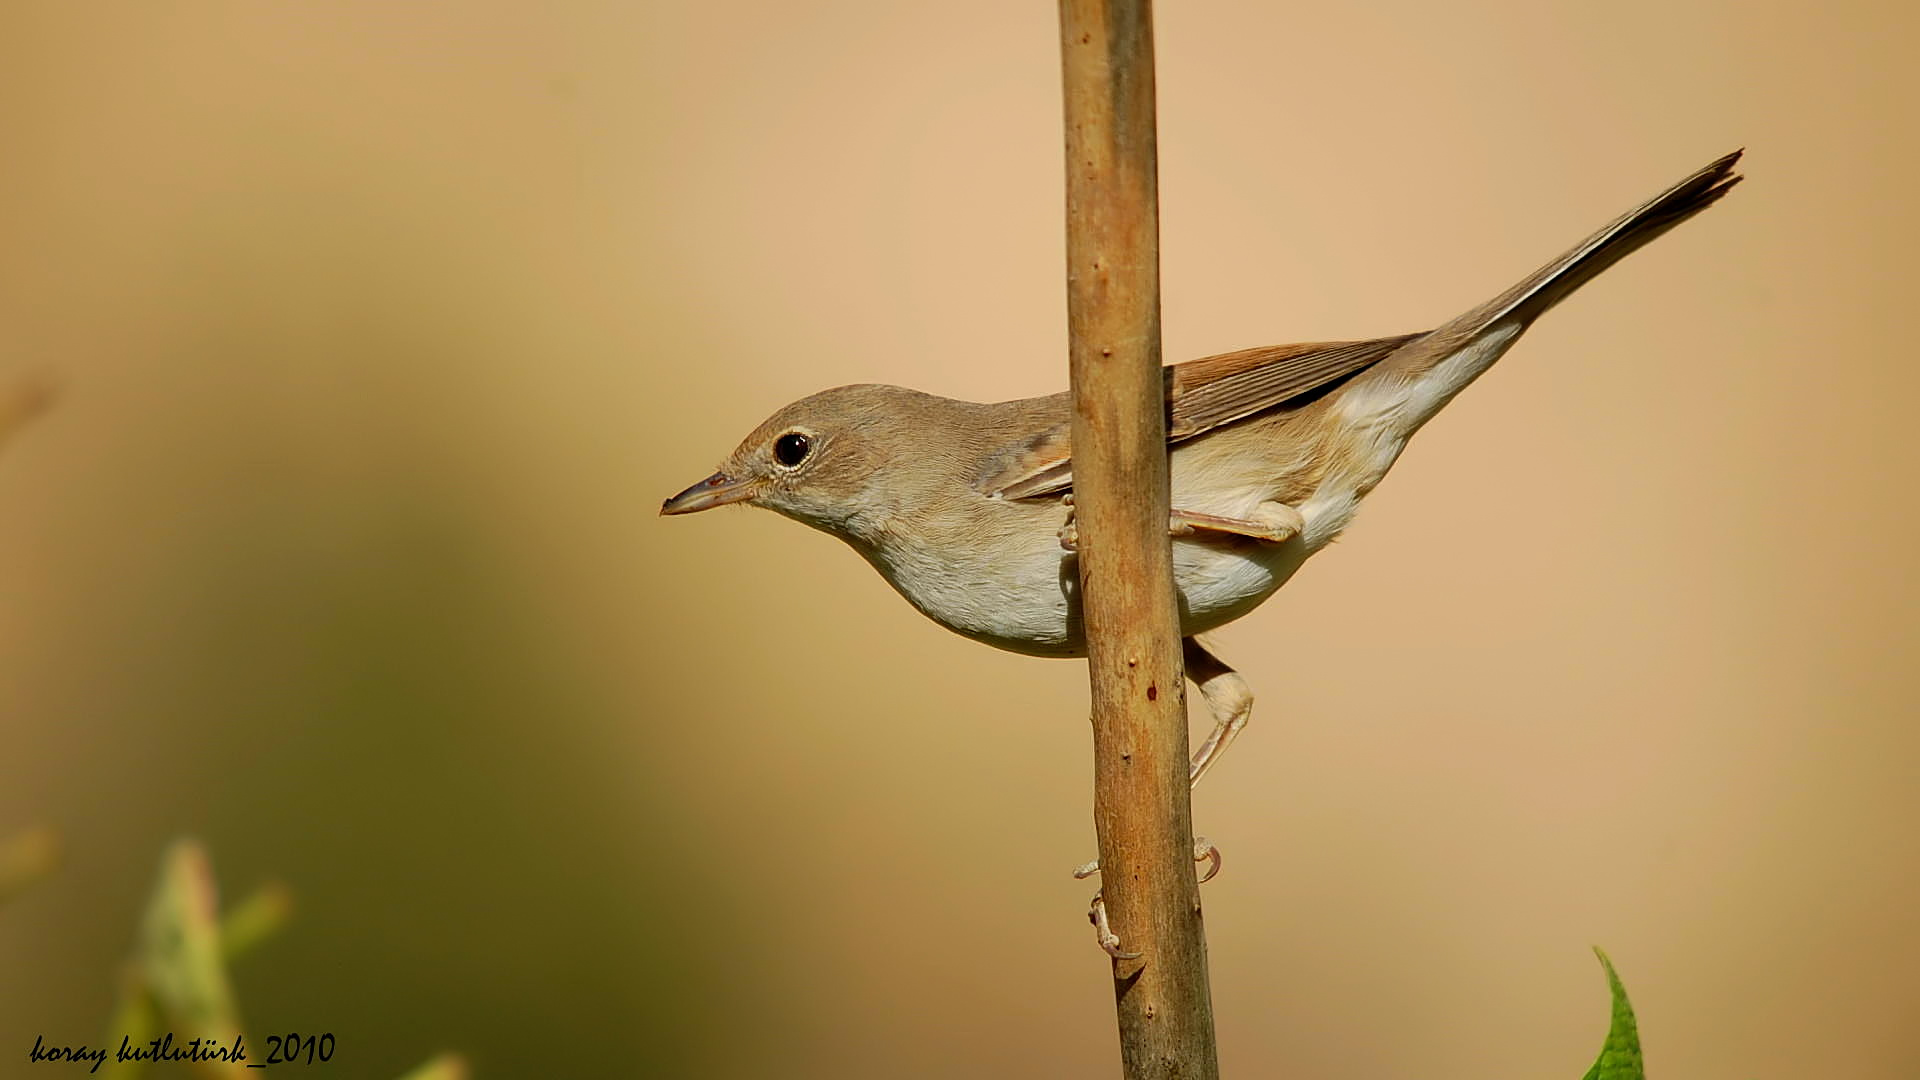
left=772, top=431, right=812, bottom=468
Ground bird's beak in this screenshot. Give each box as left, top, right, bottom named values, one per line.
left=661, top=471, right=758, bottom=515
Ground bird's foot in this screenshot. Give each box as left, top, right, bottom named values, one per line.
left=1088, top=891, right=1140, bottom=960
left=1081, top=839, right=1220, bottom=958
left=1073, top=836, right=1221, bottom=883
left=1057, top=493, right=1078, bottom=552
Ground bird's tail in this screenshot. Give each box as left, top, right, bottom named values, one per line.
left=1352, top=150, right=1743, bottom=432
left=1444, top=149, right=1743, bottom=338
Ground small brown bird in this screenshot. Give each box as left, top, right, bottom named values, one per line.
left=664, top=151, right=1741, bottom=791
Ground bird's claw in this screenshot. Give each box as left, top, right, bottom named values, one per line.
left=1081, top=838, right=1220, bottom=956
left=1074, top=836, right=1221, bottom=883
left=1088, top=892, right=1141, bottom=960
left=1195, top=837, right=1222, bottom=884
left=1057, top=493, right=1078, bottom=552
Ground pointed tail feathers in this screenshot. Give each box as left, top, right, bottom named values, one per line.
left=1345, top=151, right=1742, bottom=438
left=1444, top=149, right=1744, bottom=340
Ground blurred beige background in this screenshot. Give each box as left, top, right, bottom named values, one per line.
left=0, top=1, right=1914, bottom=1077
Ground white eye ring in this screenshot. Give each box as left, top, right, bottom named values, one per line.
left=772, top=430, right=813, bottom=469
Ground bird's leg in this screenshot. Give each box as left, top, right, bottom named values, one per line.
left=1168, top=501, right=1305, bottom=545
left=1059, top=495, right=1305, bottom=552
left=1073, top=637, right=1246, bottom=953
left=1073, top=638, right=1251, bottom=872
left=1182, top=636, right=1255, bottom=787
left=1061, top=505, right=1265, bottom=953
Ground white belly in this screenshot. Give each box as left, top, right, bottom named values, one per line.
left=862, top=508, right=1317, bottom=659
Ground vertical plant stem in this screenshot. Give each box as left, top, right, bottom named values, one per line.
left=1058, top=2, right=1219, bottom=1077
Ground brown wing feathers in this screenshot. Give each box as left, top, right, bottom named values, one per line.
left=1166, top=334, right=1420, bottom=438
left=981, top=334, right=1416, bottom=500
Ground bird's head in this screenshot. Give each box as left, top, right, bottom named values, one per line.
left=661, top=383, right=951, bottom=541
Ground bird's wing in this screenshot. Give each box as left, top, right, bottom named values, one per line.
left=978, top=332, right=1420, bottom=500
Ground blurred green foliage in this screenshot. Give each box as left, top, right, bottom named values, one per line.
left=7, top=820, right=1656, bottom=1080
left=12, top=833, right=462, bottom=1078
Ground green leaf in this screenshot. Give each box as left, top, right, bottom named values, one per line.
left=1581, top=947, right=1644, bottom=1080
left=138, top=839, right=243, bottom=1042
left=220, top=880, right=295, bottom=962
left=103, top=847, right=290, bottom=1076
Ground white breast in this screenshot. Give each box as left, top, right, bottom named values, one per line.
left=860, top=519, right=1084, bottom=657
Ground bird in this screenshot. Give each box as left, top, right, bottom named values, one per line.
left=662, top=150, right=1741, bottom=801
